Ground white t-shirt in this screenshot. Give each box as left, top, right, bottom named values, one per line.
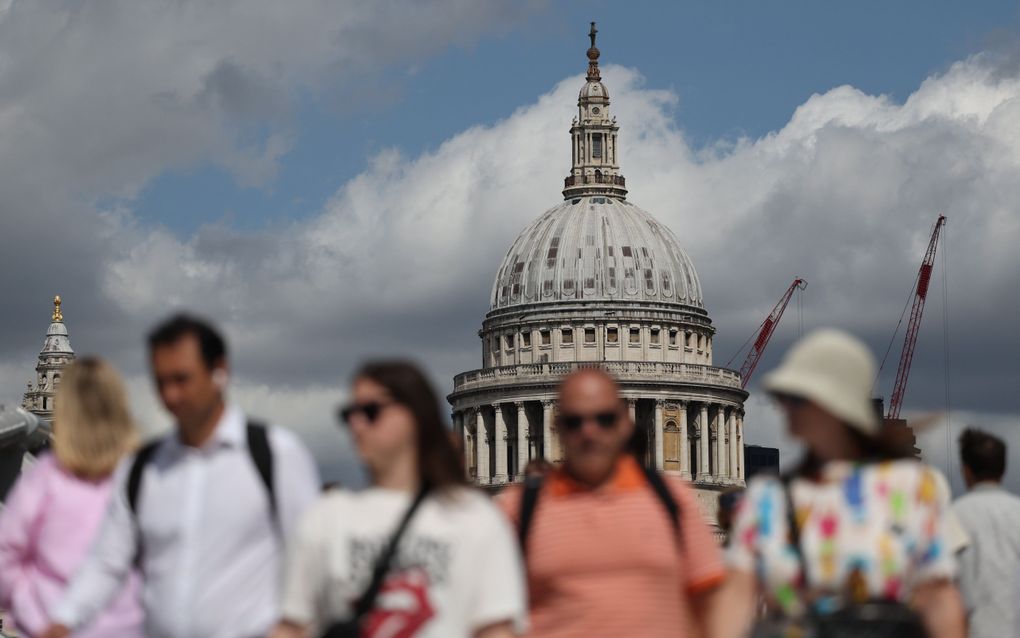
left=281, top=486, right=527, bottom=638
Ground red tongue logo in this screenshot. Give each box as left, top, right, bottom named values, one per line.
left=362, top=567, right=436, bottom=638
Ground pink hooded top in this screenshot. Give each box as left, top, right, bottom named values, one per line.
left=0, top=453, right=143, bottom=637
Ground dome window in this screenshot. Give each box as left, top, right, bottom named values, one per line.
left=584, top=328, right=596, bottom=344
left=521, top=332, right=532, bottom=348
left=562, top=329, right=574, bottom=345
left=593, top=134, right=603, bottom=158
left=505, top=335, right=515, bottom=350
left=622, top=246, right=633, bottom=257
left=669, top=330, right=678, bottom=346
left=650, top=328, right=661, bottom=345
left=543, top=280, right=553, bottom=295
left=629, top=328, right=640, bottom=344
left=606, top=327, right=618, bottom=343
left=644, top=269, right=655, bottom=293
left=540, top=330, right=551, bottom=346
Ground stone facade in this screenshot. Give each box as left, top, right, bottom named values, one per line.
left=449, top=25, right=747, bottom=517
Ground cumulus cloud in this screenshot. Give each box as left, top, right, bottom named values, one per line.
left=2, top=6, right=1019, bottom=485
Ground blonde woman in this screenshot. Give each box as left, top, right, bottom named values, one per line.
left=0, top=358, right=143, bottom=637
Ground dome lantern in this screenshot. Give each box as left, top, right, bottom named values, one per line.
left=563, top=21, right=627, bottom=200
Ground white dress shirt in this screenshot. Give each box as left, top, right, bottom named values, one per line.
left=953, top=482, right=1020, bottom=638
left=52, top=404, right=321, bottom=638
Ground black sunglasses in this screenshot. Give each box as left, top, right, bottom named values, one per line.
left=773, top=393, right=806, bottom=409
left=557, top=410, right=620, bottom=431
left=338, top=400, right=396, bottom=426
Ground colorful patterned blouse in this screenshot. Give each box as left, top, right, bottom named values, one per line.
left=728, top=459, right=956, bottom=616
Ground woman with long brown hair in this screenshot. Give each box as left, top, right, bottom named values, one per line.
left=273, top=361, right=526, bottom=638
left=0, top=358, right=143, bottom=637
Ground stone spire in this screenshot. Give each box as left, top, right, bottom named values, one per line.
left=562, top=21, right=627, bottom=201
left=21, top=295, right=75, bottom=421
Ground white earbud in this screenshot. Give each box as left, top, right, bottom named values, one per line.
left=212, top=369, right=229, bottom=389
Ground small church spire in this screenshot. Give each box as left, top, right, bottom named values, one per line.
left=52, top=295, right=63, bottom=323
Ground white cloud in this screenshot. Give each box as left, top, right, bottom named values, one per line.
left=85, top=57, right=1020, bottom=480
left=3, top=6, right=1019, bottom=482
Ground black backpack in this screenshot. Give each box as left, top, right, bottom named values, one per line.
left=126, top=420, right=277, bottom=524
left=517, top=462, right=682, bottom=552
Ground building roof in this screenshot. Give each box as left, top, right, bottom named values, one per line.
left=490, top=196, right=703, bottom=310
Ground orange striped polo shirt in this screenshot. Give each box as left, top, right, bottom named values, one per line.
left=499, top=456, right=725, bottom=638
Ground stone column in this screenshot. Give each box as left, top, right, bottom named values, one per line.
left=476, top=409, right=489, bottom=485
left=715, top=406, right=727, bottom=479
left=699, top=404, right=710, bottom=479
left=542, top=400, right=554, bottom=462
left=494, top=404, right=508, bottom=484
left=737, top=412, right=745, bottom=481
left=654, top=399, right=665, bottom=471
left=456, top=412, right=467, bottom=477
left=516, top=402, right=528, bottom=481
left=729, top=409, right=739, bottom=480
left=679, top=402, right=690, bottom=477
left=627, top=398, right=636, bottom=424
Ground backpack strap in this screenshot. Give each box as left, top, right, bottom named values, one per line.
left=245, top=420, right=277, bottom=522
left=127, top=438, right=162, bottom=515
left=518, top=474, right=545, bottom=552
left=127, top=422, right=278, bottom=529
left=640, top=464, right=681, bottom=537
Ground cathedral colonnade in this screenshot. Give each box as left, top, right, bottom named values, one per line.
left=453, top=399, right=744, bottom=486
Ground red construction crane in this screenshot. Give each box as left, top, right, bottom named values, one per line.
left=737, top=278, right=808, bottom=389
left=887, top=215, right=947, bottom=420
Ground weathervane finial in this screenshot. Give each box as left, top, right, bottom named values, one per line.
left=52, top=295, right=63, bottom=323
left=585, top=21, right=601, bottom=81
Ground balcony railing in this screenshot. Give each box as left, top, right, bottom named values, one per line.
left=563, top=174, right=627, bottom=188
left=452, top=360, right=742, bottom=393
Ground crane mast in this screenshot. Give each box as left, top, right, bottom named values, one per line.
left=887, top=215, right=947, bottom=420
left=738, top=278, right=807, bottom=389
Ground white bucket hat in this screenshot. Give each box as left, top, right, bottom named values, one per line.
left=762, top=328, right=880, bottom=435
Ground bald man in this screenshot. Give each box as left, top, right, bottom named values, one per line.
left=498, top=369, right=726, bottom=638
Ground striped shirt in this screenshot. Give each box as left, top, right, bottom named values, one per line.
left=498, top=456, right=725, bottom=638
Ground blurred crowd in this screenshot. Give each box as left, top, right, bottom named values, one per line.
left=0, top=314, right=1016, bottom=638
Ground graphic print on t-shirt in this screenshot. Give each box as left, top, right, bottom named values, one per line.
left=349, top=535, right=452, bottom=636
left=362, top=567, right=436, bottom=638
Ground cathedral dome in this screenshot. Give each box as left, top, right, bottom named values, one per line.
left=490, top=196, right=703, bottom=310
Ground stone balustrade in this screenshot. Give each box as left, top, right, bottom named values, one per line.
left=453, top=360, right=742, bottom=393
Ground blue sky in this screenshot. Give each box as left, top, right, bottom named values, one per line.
left=4, top=0, right=1020, bottom=487
left=136, top=1, right=1019, bottom=235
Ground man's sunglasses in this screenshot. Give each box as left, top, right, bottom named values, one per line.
left=557, top=410, right=619, bottom=431
left=338, top=400, right=395, bottom=425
